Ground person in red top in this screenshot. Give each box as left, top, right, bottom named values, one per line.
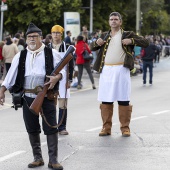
left=0, top=41, right=5, bottom=79
left=75, top=35, right=96, bottom=89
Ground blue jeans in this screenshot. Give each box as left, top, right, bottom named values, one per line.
left=143, top=61, right=153, bottom=84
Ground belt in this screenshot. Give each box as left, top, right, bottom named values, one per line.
left=24, top=86, right=43, bottom=95
left=105, top=62, right=124, bottom=66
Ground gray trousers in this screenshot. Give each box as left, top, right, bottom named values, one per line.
left=77, top=62, right=94, bottom=85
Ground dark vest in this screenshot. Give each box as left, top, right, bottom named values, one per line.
left=47, top=42, right=74, bottom=81
left=11, top=47, right=54, bottom=93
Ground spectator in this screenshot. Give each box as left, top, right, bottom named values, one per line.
left=64, top=31, right=72, bottom=45
left=79, top=25, right=91, bottom=41
left=134, top=46, right=141, bottom=58
left=13, top=33, right=21, bottom=45
left=154, top=40, right=162, bottom=62
left=71, top=37, right=76, bottom=46
left=90, top=32, right=99, bottom=67
left=142, top=37, right=157, bottom=85
left=17, top=38, right=25, bottom=51
left=2, top=36, right=19, bottom=74
left=75, top=35, right=96, bottom=89
left=0, top=41, right=5, bottom=79
left=18, top=30, right=25, bottom=39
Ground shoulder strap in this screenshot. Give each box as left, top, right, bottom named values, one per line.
left=59, top=41, right=67, bottom=52
left=44, top=46, right=54, bottom=75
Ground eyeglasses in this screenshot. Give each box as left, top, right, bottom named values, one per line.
left=52, top=32, right=62, bottom=35
left=27, top=35, right=39, bottom=39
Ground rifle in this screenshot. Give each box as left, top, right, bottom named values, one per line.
left=29, top=45, right=75, bottom=115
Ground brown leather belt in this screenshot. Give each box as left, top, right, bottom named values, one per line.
left=105, top=62, right=124, bottom=66
left=24, top=86, right=43, bottom=95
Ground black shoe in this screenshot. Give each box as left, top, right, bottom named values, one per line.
left=92, top=84, right=96, bottom=89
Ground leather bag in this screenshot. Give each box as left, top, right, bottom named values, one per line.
left=82, top=50, right=93, bottom=60
left=82, top=44, right=93, bottom=60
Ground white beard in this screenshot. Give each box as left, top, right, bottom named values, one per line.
left=29, top=44, right=37, bottom=50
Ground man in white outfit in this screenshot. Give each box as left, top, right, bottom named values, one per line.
left=90, top=12, right=149, bottom=137
left=0, top=23, right=64, bottom=170
left=48, top=25, right=74, bottom=135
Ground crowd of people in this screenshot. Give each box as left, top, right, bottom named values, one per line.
left=1, top=24, right=167, bottom=87
left=0, top=12, right=170, bottom=170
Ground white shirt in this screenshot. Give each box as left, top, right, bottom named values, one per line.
left=2, top=48, right=65, bottom=92
left=105, top=29, right=125, bottom=65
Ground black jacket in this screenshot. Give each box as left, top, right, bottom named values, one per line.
left=142, top=43, right=157, bottom=62
left=90, top=28, right=149, bottom=72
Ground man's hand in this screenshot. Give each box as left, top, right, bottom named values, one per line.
left=96, top=38, right=106, bottom=46
left=44, top=73, right=62, bottom=90
left=0, top=86, right=6, bottom=105
left=122, top=39, right=132, bottom=45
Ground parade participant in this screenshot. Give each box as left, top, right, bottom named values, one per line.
left=0, top=23, right=64, bottom=170
left=90, top=12, right=149, bottom=137
left=48, top=25, right=74, bottom=135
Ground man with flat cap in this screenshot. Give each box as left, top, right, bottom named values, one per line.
left=48, top=24, right=74, bottom=136
left=0, top=23, right=64, bottom=170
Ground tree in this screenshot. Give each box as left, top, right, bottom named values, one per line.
left=3, top=0, right=82, bottom=37
left=2, top=0, right=170, bottom=38
left=164, top=0, right=170, bottom=14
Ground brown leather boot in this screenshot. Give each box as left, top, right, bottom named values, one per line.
left=47, top=133, right=63, bottom=170
left=118, top=105, right=132, bottom=137
left=48, top=162, right=63, bottom=170
left=28, top=134, right=44, bottom=168
left=99, top=104, right=113, bottom=136
left=28, top=160, right=44, bottom=168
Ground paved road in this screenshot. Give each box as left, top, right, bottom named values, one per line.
left=0, top=56, right=170, bottom=170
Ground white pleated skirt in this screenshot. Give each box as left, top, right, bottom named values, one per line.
left=98, top=65, right=131, bottom=102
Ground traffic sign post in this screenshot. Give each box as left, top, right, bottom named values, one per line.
left=0, top=4, right=8, bottom=12
left=0, top=1, right=8, bottom=41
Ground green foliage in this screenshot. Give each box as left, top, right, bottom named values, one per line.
left=1, top=0, right=170, bottom=38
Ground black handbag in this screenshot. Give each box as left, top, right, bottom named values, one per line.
left=83, top=44, right=93, bottom=60
left=83, top=50, right=93, bottom=60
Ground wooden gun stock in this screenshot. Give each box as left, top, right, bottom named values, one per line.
left=29, top=45, right=75, bottom=115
